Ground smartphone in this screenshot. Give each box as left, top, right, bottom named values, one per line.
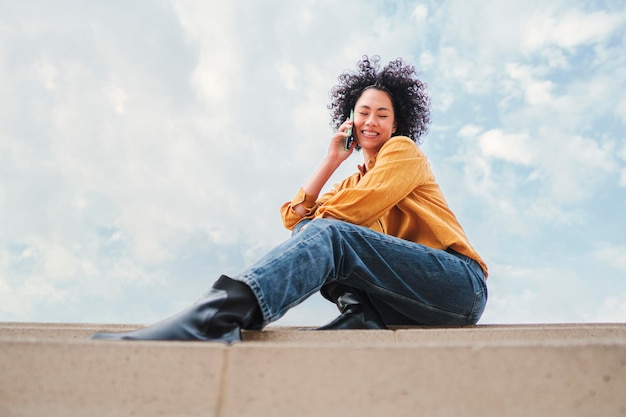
left=344, top=109, right=354, bottom=151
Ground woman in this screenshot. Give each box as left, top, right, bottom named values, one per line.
left=90, top=56, right=488, bottom=343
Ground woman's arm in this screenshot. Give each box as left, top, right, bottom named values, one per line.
left=292, top=159, right=341, bottom=217
left=291, top=118, right=355, bottom=217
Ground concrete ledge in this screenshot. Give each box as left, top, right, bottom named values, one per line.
left=224, top=341, right=626, bottom=417
left=1, top=322, right=625, bottom=416
left=2, top=322, right=625, bottom=345
left=0, top=322, right=141, bottom=340
left=0, top=339, right=226, bottom=417
left=1, top=337, right=625, bottom=417
left=394, top=323, right=626, bottom=345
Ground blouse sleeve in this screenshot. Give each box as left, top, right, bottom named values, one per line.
left=315, top=136, right=430, bottom=227
left=280, top=188, right=321, bottom=230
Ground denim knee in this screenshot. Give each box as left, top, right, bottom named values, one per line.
left=291, top=219, right=312, bottom=236
left=303, top=218, right=343, bottom=233
left=291, top=218, right=336, bottom=236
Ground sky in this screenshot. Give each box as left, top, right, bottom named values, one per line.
left=1, top=0, right=625, bottom=327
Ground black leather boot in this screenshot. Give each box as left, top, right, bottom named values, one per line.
left=89, top=275, right=261, bottom=344
left=314, top=285, right=387, bottom=330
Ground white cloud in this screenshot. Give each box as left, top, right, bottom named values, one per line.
left=412, top=4, right=428, bottom=22
left=34, top=59, right=58, bottom=91
left=535, top=132, right=618, bottom=203
left=527, top=198, right=585, bottom=226
left=480, top=262, right=592, bottom=324
left=457, top=124, right=483, bottom=139
left=478, top=129, right=534, bottom=165
left=173, top=2, right=243, bottom=108
left=0, top=279, right=23, bottom=316
left=496, top=59, right=622, bottom=203
left=592, top=243, right=626, bottom=272
left=523, top=9, right=626, bottom=52
left=593, top=294, right=626, bottom=322
left=526, top=79, right=554, bottom=106
left=619, top=145, right=626, bottom=162
left=106, top=82, right=127, bottom=114
left=618, top=100, right=626, bottom=124
left=418, top=51, right=435, bottom=71
left=504, top=63, right=556, bottom=106
left=275, top=61, right=298, bottom=91
left=541, top=47, right=570, bottom=70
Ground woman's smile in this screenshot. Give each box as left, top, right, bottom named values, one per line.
left=353, top=88, right=397, bottom=160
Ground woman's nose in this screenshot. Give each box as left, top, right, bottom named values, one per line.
left=365, top=116, right=377, bottom=126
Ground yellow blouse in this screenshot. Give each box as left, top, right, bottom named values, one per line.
left=280, top=136, right=488, bottom=276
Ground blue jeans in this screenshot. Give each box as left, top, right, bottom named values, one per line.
left=235, top=219, right=487, bottom=328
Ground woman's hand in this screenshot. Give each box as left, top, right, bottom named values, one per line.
left=292, top=118, right=356, bottom=218
left=326, top=117, right=356, bottom=163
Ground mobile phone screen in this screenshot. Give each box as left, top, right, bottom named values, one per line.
left=344, top=109, right=354, bottom=151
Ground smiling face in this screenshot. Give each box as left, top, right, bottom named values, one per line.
left=353, top=88, right=397, bottom=159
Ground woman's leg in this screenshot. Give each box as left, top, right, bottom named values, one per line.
left=234, top=218, right=487, bottom=327
left=89, top=275, right=262, bottom=343
left=313, top=283, right=387, bottom=330
left=90, top=218, right=487, bottom=342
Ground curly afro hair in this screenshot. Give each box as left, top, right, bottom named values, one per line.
left=328, top=55, right=431, bottom=145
